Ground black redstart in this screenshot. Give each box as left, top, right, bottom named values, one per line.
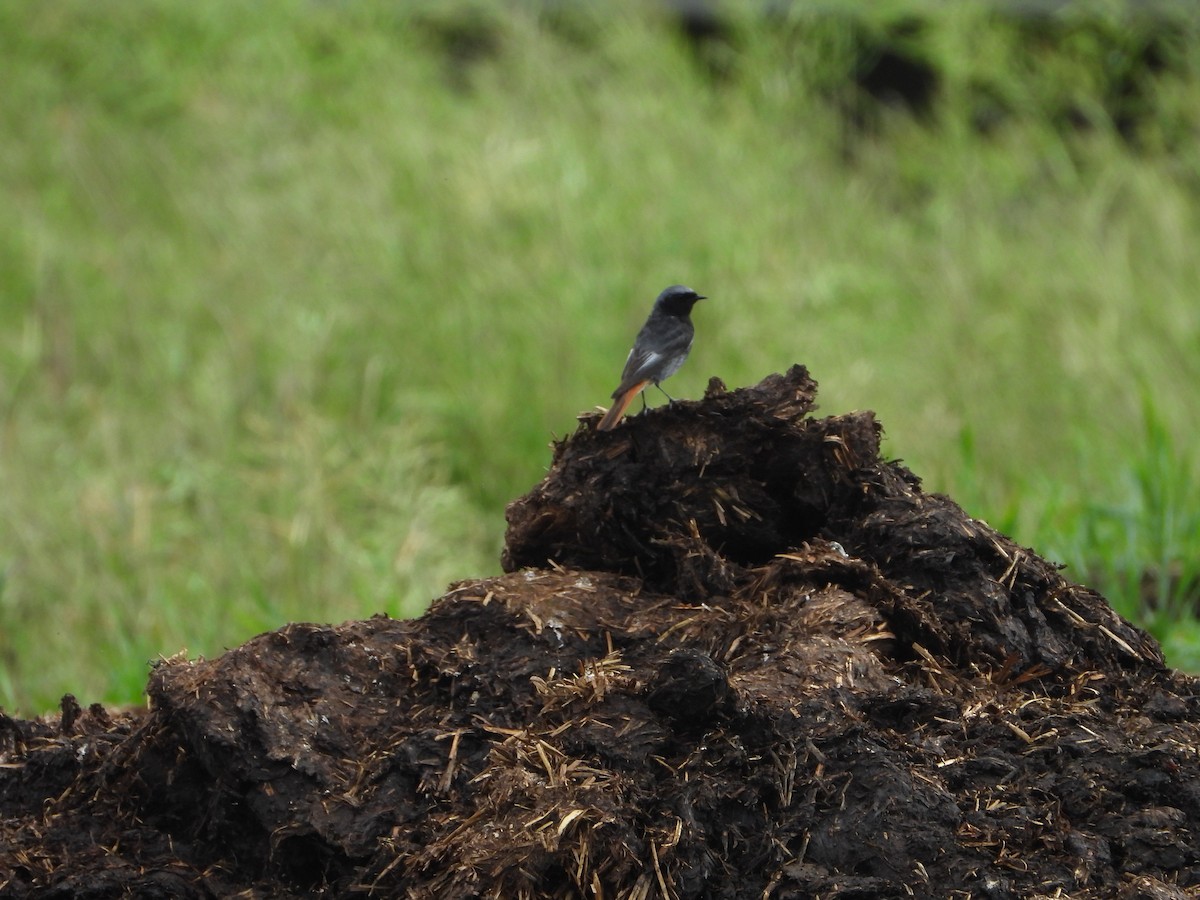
left=597, top=284, right=705, bottom=431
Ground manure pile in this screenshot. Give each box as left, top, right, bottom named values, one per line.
left=2, top=367, right=1198, bottom=899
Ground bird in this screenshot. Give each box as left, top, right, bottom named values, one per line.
left=596, top=285, right=706, bottom=431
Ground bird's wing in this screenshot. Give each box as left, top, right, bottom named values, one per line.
left=611, top=322, right=693, bottom=398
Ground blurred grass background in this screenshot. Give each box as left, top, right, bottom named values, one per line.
left=1, top=0, right=1198, bottom=713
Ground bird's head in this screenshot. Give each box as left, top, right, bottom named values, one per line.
left=655, top=285, right=706, bottom=316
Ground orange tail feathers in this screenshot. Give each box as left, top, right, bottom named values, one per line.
left=596, top=381, right=649, bottom=431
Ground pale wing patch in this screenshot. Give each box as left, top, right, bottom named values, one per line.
left=621, top=349, right=662, bottom=383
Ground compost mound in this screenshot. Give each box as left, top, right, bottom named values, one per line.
left=3, top=366, right=1199, bottom=899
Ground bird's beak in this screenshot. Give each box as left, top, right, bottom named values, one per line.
left=697, top=295, right=707, bottom=301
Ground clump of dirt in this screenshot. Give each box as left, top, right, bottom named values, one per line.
left=2, top=366, right=1198, bottom=899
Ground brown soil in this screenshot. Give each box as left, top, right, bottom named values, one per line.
left=2, top=366, right=1198, bottom=899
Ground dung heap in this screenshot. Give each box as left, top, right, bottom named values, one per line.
left=2, top=366, right=1198, bottom=899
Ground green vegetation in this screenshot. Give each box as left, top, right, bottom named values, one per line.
left=1, top=1, right=1198, bottom=713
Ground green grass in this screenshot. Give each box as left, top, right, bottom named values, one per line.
left=1, top=1, right=1198, bottom=713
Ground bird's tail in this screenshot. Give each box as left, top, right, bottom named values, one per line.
left=596, top=381, right=649, bottom=431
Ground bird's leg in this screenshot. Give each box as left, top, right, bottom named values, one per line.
left=639, top=392, right=648, bottom=412
left=655, top=383, right=676, bottom=404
